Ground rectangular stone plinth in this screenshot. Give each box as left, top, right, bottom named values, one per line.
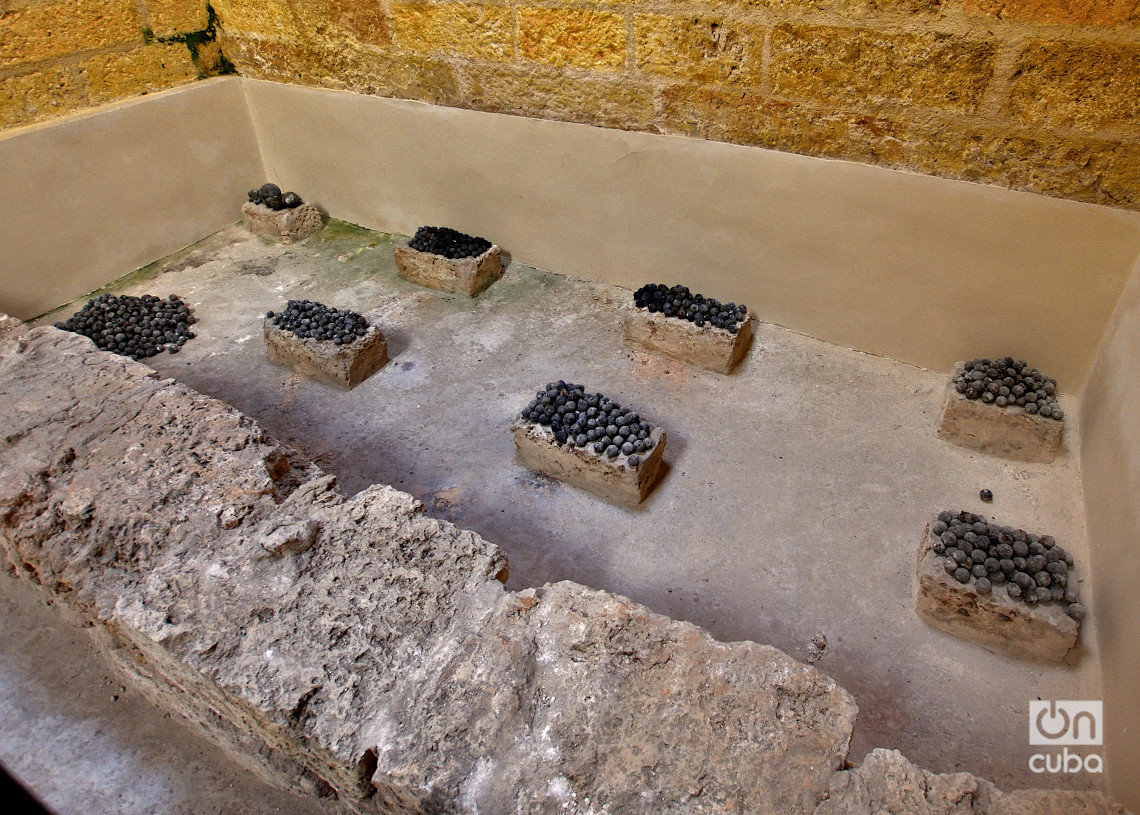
left=263, top=318, right=387, bottom=389
left=241, top=201, right=323, bottom=245
left=915, top=528, right=1079, bottom=663
left=511, top=419, right=666, bottom=507
left=937, top=363, right=1063, bottom=463
left=621, top=303, right=754, bottom=374
left=394, top=240, right=503, bottom=296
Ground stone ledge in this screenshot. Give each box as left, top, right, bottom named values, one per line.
left=937, top=362, right=1063, bottom=463
left=263, top=318, right=388, bottom=389
left=511, top=417, right=666, bottom=506
left=241, top=202, right=323, bottom=245
left=915, top=525, right=1079, bottom=663
left=393, top=240, right=503, bottom=296
left=620, top=303, right=754, bottom=374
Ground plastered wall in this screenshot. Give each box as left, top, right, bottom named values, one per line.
left=0, top=77, right=263, bottom=319
left=0, top=0, right=226, bottom=130
left=1080, top=255, right=1140, bottom=813
left=212, top=0, right=1140, bottom=210
left=243, top=79, right=1140, bottom=391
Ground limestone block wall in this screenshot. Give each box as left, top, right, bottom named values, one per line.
left=0, top=0, right=229, bottom=130
left=212, top=0, right=1140, bottom=210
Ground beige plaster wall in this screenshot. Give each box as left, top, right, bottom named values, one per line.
left=1080, top=255, right=1140, bottom=813
left=243, top=79, right=1140, bottom=391
left=0, top=77, right=263, bottom=319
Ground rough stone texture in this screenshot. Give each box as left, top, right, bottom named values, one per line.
left=937, top=363, right=1063, bottom=463
left=915, top=525, right=1079, bottom=663
left=242, top=202, right=324, bottom=245
left=621, top=304, right=754, bottom=375
left=770, top=24, right=998, bottom=113
left=82, top=43, right=198, bottom=104
left=391, top=2, right=513, bottom=61
left=0, top=65, right=87, bottom=129
left=814, top=748, right=1127, bottom=815
left=210, top=0, right=299, bottom=40
left=518, top=7, right=626, bottom=71
left=1006, top=40, right=1140, bottom=131
left=289, top=0, right=391, bottom=47
left=0, top=0, right=140, bottom=69
left=0, top=320, right=860, bottom=814
left=511, top=418, right=667, bottom=506
left=965, top=0, right=1140, bottom=27
left=462, top=63, right=657, bottom=130
left=263, top=319, right=389, bottom=390
left=223, top=36, right=462, bottom=106
left=393, top=240, right=502, bottom=296
left=144, top=0, right=210, bottom=38
left=634, top=14, right=765, bottom=85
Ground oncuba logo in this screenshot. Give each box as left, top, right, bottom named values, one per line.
left=1029, top=701, right=1102, bottom=773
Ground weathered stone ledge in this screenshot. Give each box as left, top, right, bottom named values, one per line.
left=0, top=317, right=1128, bottom=815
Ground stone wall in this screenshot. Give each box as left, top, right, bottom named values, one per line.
left=211, top=0, right=1140, bottom=210
left=0, top=0, right=227, bottom=129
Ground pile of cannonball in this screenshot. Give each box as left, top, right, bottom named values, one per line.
left=247, top=183, right=303, bottom=211
left=267, top=300, right=370, bottom=345
left=954, top=357, right=1063, bottom=420
left=931, top=510, right=1085, bottom=620
left=520, top=381, right=656, bottom=467
left=55, top=293, right=195, bottom=360
left=408, top=226, right=492, bottom=259
left=633, top=283, right=747, bottom=333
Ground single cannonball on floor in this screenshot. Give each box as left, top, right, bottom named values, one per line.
left=954, top=567, right=971, bottom=584
left=282, top=191, right=303, bottom=208
left=975, top=577, right=992, bottom=594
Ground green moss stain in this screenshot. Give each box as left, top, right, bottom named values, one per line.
left=156, top=5, right=236, bottom=78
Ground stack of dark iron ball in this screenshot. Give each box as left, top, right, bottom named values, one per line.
left=931, top=510, right=1085, bottom=620
left=408, top=226, right=492, bottom=259
left=954, top=357, right=1063, bottom=420
left=247, top=183, right=303, bottom=211
left=633, top=283, right=747, bottom=333
left=56, top=293, right=195, bottom=359
left=520, top=381, right=656, bottom=467
left=267, top=300, right=369, bottom=345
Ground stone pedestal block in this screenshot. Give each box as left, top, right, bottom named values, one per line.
left=393, top=240, right=503, bottom=296
left=915, top=527, right=1079, bottom=663
left=620, top=304, right=754, bottom=374
left=511, top=419, right=666, bottom=506
left=937, top=363, right=1063, bottom=463
left=263, top=318, right=387, bottom=389
left=241, top=202, right=323, bottom=245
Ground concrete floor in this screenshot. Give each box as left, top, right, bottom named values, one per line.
left=14, top=221, right=1105, bottom=811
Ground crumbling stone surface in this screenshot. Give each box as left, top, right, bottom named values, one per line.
left=937, top=363, right=1063, bottom=463
left=264, top=318, right=388, bottom=389
left=621, top=303, right=754, bottom=375
left=242, top=201, right=323, bottom=245
left=915, top=529, right=1079, bottom=663
left=0, top=320, right=859, bottom=814
left=393, top=240, right=503, bottom=296
left=814, top=748, right=1126, bottom=815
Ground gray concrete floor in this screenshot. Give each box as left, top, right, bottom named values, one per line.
left=15, top=221, right=1106, bottom=811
